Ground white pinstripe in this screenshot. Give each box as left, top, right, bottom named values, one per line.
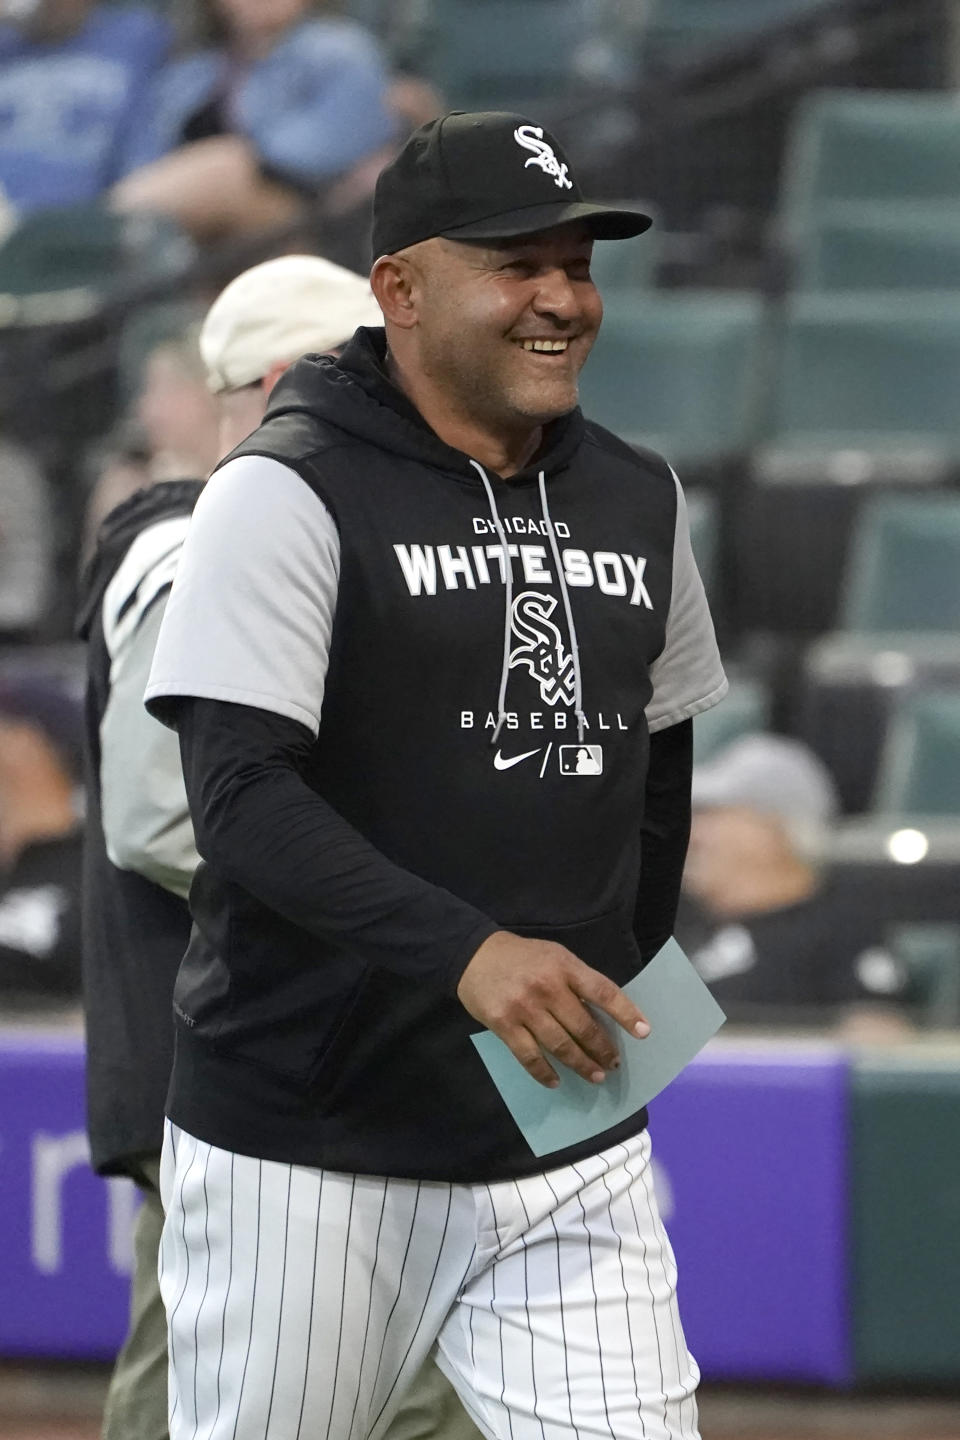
left=159, top=1126, right=700, bottom=1440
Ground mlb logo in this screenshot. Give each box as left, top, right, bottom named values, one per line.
left=558, top=745, right=603, bottom=776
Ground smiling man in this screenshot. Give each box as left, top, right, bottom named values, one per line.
left=145, top=111, right=727, bottom=1439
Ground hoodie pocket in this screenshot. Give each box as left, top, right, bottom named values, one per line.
left=210, top=970, right=373, bottom=1091
left=303, top=971, right=376, bottom=1095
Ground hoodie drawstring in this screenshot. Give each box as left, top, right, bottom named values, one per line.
left=472, top=460, right=514, bottom=745
left=470, top=460, right=585, bottom=747
left=539, top=469, right=585, bottom=744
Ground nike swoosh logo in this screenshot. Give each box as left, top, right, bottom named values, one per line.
left=493, top=748, right=541, bottom=771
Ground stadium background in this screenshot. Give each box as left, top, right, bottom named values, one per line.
left=2, top=1, right=960, bottom=1436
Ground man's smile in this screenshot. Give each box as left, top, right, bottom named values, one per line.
left=516, top=337, right=571, bottom=353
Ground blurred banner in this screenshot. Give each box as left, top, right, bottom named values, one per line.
left=0, top=1031, right=867, bottom=1384
left=0, top=1028, right=133, bottom=1358
left=649, top=1044, right=851, bottom=1384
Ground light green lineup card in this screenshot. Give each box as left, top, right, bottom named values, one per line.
left=471, top=937, right=726, bottom=1157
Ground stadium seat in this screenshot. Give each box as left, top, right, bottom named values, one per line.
left=780, top=91, right=960, bottom=236
left=692, top=673, right=770, bottom=762
left=415, top=0, right=601, bottom=110
left=588, top=210, right=660, bottom=293
left=764, top=293, right=960, bottom=466
left=888, top=923, right=960, bottom=1027
left=732, top=460, right=960, bottom=642
left=685, top=486, right=719, bottom=598
left=796, top=633, right=960, bottom=815
left=851, top=1047, right=960, bottom=1380
left=578, top=290, right=767, bottom=466
left=823, top=817, right=960, bottom=931
left=872, top=688, right=960, bottom=818
left=794, top=202, right=960, bottom=293
left=639, top=0, right=830, bottom=69
left=840, top=495, right=960, bottom=634
left=730, top=460, right=955, bottom=641
left=0, top=205, right=192, bottom=326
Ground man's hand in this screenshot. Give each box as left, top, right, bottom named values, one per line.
left=458, top=930, right=651, bottom=1088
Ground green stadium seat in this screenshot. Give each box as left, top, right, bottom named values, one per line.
left=851, top=1056, right=960, bottom=1381
left=745, top=291, right=960, bottom=635
left=823, top=818, right=960, bottom=936
left=692, top=675, right=769, bottom=762
left=731, top=458, right=956, bottom=642
left=640, top=0, right=830, bottom=69
left=578, top=290, right=767, bottom=466
left=780, top=91, right=960, bottom=237
left=0, top=205, right=123, bottom=297
left=685, top=486, right=719, bottom=598
left=588, top=210, right=660, bottom=293
left=795, top=202, right=960, bottom=293
left=796, top=633, right=960, bottom=815
left=766, top=293, right=960, bottom=465
left=416, top=0, right=599, bottom=110
left=0, top=205, right=192, bottom=326
left=840, top=496, right=960, bottom=635
left=872, top=688, right=960, bottom=819
left=887, top=923, right=960, bottom=1027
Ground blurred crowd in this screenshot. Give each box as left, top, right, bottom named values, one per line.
left=0, top=0, right=428, bottom=241
left=1, top=0, right=959, bottom=1028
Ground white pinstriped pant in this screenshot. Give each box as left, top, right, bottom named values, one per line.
left=159, top=1123, right=700, bottom=1440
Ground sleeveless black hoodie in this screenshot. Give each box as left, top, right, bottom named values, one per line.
left=155, top=330, right=697, bottom=1182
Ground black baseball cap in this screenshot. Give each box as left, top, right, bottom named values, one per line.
left=372, top=110, right=652, bottom=259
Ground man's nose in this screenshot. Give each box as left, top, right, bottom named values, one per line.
left=531, top=267, right=579, bottom=320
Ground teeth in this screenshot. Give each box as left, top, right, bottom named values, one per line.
left=520, top=339, right=569, bottom=353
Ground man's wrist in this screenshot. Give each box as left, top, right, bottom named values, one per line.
left=442, top=918, right=503, bottom=997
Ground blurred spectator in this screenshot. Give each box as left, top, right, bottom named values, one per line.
left=0, top=673, right=84, bottom=1010
left=110, top=0, right=398, bottom=243
left=0, top=0, right=171, bottom=213
left=81, top=318, right=219, bottom=560
left=0, top=435, right=53, bottom=639
left=676, top=733, right=913, bottom=1020
left=135, top=322, right=220, bottom=478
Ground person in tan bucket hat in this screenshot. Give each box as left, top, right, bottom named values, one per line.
left=80, top=251, right=479, bottom=1440
left=199, top=252, right=383, bottom=449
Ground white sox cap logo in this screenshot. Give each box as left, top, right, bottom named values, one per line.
left=513, top=124, right=574, bottom=191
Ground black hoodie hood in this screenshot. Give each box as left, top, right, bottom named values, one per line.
left=259, top=325, right=586, bottom=486
left=77, top=479, right=205, bottom=641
